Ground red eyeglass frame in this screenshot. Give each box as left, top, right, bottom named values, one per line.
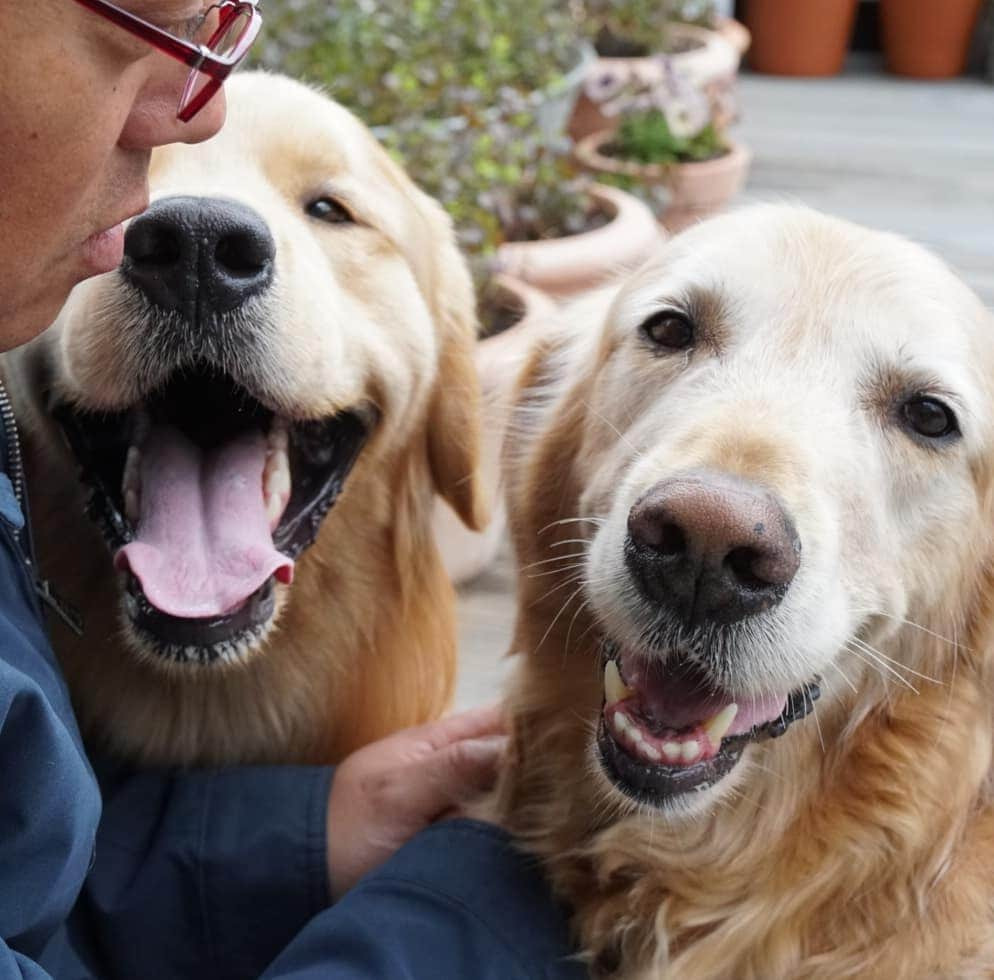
left=71, top=0, right=262, bottom=122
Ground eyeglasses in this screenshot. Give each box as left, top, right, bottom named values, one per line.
left=71, top=0, right=262, bottom=122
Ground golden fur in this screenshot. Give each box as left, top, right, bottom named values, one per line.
left=492, top=205, right=994, bottom=978
left=1, top=72, right=486, bottom=767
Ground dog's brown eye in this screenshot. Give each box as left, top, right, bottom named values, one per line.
left=641, top=311, right=693, bottom=351
left=306, top=197, right=354, bottom=224
left=901, top=396, right=959, bottom=440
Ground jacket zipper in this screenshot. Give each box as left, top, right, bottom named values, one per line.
left=0, top=378, right=26, bottom=508
left=0, top=378, right=83, bottom=635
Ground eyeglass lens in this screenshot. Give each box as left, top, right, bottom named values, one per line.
left=178, top=5, right=254, bottom=116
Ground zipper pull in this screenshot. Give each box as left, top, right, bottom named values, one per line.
left=35, top=578, right=84, bottom=637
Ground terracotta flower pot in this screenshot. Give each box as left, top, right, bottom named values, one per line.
left=574, top=131, right=752, bottom=234
left=433, top=276, right=556, bottom=585
left=880, top=0, right=984, bottom=79
left=495, top=183, right=660, bottom=298
left=569, top=23, right=743, bottom=142
left=744, top=0, right=858, bottom=77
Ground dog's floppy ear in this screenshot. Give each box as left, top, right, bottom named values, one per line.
left=409, top=190, right=490, bottom=532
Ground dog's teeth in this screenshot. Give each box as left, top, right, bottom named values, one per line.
left=662, top=741, right=682, bottom=763
left=268, top=418, right=289, bottom=452
left=122, top=446, right=142, bottom=525
left=703, top=704, right=738, bottom=746
left=613, top=711, right=632, bottom=736
left=263, top=448, right=291, bottom=497
left=681, top=740, right=699, bottom=763
left=124, top=488, right=140, bottom=526
left=641, top=743, right=661, bottom=762
left=265, top=492, right=284, bottom=529
left=122, top=446, right=141, bottom=490
left=603, top=660, right=633, bottom=705
left=262, top=443, right=292, bottom=531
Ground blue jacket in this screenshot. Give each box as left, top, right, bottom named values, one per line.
left=0, top=404, right=584, bottom=980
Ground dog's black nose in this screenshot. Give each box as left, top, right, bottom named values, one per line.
left=122, top=196, right=275, bottom=315
left=626, top=470, right=800, bottom=626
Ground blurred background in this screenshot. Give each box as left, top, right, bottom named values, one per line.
left=250, top=0, right=994, bottom=706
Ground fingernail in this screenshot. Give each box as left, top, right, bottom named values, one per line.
left=466, top=734, right=509, bottom=757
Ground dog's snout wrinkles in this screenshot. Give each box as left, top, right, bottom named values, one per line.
left=626, top=470, right=800, bottom=626
left=123, top=196, right=275, bottom=315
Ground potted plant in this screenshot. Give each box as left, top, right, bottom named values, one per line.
left=255, top=0, right=659, bottom=295
left=568, top=0, right=745, bottom=141
left=252, top=0, right=593, bottom=138
left=743, top=0, right=859, bottom=77
left=574, top=61, right=750, bottom=232
left=484, top=142, right=661, bottom=297
left=435, top=275, right=557, bottom=585
left=400, top=130, right=660, bottom=297
left=880, top=0, right=985, bottom=79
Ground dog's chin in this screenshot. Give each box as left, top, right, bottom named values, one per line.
left=53, top=363, right=376, bottom=668
left=593, top=637, right=820, bottom=813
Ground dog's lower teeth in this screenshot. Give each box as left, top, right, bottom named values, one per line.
left=703, top=703, right=738, bottom=745
left=268, top=418, right=289, bottom=452
left=122, top=446, right=142, bottom=525
left=263, top=441, right=292, bottom=531
left=125, top=488, right=140, bottom=526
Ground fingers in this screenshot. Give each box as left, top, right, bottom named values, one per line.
left=402, top=733, right=509, bottom=819
left=408, top=702, right=506, bottom=752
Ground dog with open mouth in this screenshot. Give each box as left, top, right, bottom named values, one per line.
left=491, top=204, right=994, bottom=978
left=0, top=72, right=487, bottom=767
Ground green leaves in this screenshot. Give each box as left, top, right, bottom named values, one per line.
left=614, top=109, right=726, bottom=165
left=253, top=0, right=584, bottom=127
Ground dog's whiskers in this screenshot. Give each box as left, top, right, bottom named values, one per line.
left=843, top=639, right=920, bottom=694
left=523, top=551, right=589, bottom=572
left=528, top=562, right=591, bottom=580
left=850, top=635, right=941, bottom=685
left=580, top=399, right=643, bottom=460
left=521, top=548, right=589, bottom=572
left=826, top=659, right=859, bottom=695
left=870, top=611, right=969, bottom=652
left=535, top=583, right=588, bottom=653
left=563, top=598, right=592, bottom=670
left=536, top=516, right=606, bottom=536
left=531, top=571, right=587, bottom=608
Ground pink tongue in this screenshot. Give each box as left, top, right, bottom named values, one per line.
left=619, top=650, right=786, bottom=736
left=115, top=425, right=293, bottom=618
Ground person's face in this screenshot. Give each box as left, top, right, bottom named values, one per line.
left=0, top=0, right=227, bottom=350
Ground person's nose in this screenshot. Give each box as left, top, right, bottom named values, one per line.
left=118, top=70, right=227, bottom=151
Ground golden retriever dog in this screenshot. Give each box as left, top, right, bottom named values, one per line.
left=1, top=71, right=486, bottom=767
left=493, top=204, right=994, bottom=978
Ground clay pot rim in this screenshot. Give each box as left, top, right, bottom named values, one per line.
left=497, top=182, right=655, bottom=261
left=575, top=129, right=749, bottom=181
left=493, top=182, right=661, bottom=296
left=484, top=274, right=556, bottom=320
left=589, top=23, right=740, bottom=82
left=479, top=273, right=557, bottom=341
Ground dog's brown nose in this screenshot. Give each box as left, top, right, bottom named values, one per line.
left=626, top=471, right=800, bottom=626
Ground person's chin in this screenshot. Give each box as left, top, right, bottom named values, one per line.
left=0, top=301, right=60, bottom=352
left=1, top=266, right=83, bottom=352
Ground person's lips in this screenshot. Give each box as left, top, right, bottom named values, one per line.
left=81, top=222, right=126, bottom=275
left=80, top=200, right=149, bottom=276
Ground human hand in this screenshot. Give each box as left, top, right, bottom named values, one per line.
left=326, top=703, right=507, bottom=899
